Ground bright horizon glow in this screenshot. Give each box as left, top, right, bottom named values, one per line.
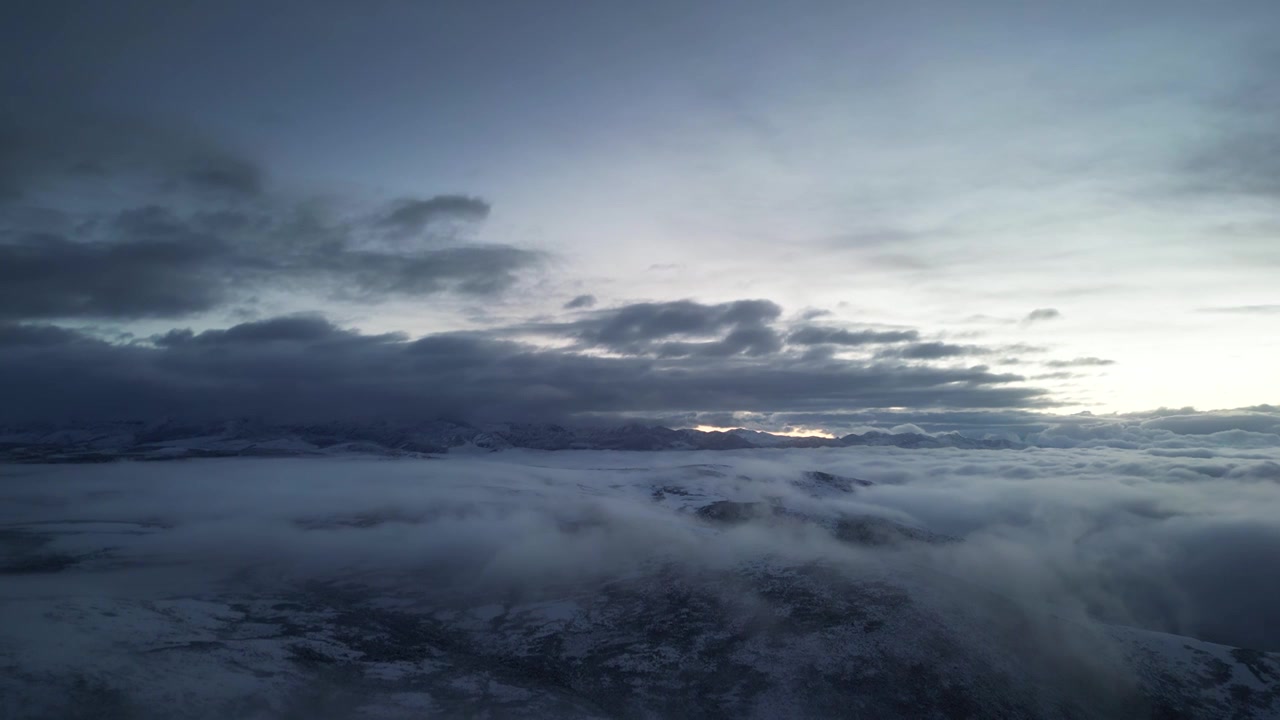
left=694, top=425, right=837, bottom=439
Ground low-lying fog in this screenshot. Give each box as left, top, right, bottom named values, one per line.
left=4, top=444, right=1278, bottom=651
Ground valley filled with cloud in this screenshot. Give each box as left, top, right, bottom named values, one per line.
left=3, top=434, right=1279, bottom=717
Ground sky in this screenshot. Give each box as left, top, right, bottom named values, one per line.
left=2, top=0, right=1278, bottom=432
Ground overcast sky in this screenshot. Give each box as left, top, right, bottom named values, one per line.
left=2, top=0, right=1277, bottom=430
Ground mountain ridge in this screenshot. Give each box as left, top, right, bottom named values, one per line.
left=0, top=419, right=1021, bottom=463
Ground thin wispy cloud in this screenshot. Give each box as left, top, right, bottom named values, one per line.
left=1022, top=308, right=1062, bottom=324
left=1198, top=304, right=1280, bottom=315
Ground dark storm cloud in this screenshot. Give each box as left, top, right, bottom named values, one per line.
left=563, top=294, right=597, bottom=309
left=1045, top=356, right=1116, bottom=368
left=0, top=315, right=1051, bottom=424
left=1023, top=308, right=1061, bottom=323
left=786, top=326, right=919, bottom=346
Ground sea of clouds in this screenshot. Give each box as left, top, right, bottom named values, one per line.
left=3, top=437, right=1278, bottom=652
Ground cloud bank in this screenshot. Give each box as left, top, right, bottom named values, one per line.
left=0, top=311, right=1050, bottom=424
left=3, top=442, right=1278, bottom=654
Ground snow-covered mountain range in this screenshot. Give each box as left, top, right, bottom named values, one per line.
left=0, top=419, right=1018, bottom=463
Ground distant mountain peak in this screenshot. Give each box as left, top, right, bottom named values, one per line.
left=0, top=419, right=1020, bottom=463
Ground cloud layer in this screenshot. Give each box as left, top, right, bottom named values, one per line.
left=0, top=310, right=1052, bottom=424
left=4, top=441, right=1278, bottom=654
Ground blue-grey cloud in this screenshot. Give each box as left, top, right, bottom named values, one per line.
left=375, top=195, right=490, bottom=241
left=0, top=198, right=539, bottom=321
left=558, top=299, right=783, bottom=353
left=1044, top=357, right=1115, bottom=368
left=0, top=314, right=1050, bottom=425
left=654, top=325, right=783, bottom=358
left=1023, top=308, right=1062, bottom=323
left=563, top=294, right=597, bottom=309
left=876, top=341, right=980, bottom=360
left=787, top=326, right=919, bottom=346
